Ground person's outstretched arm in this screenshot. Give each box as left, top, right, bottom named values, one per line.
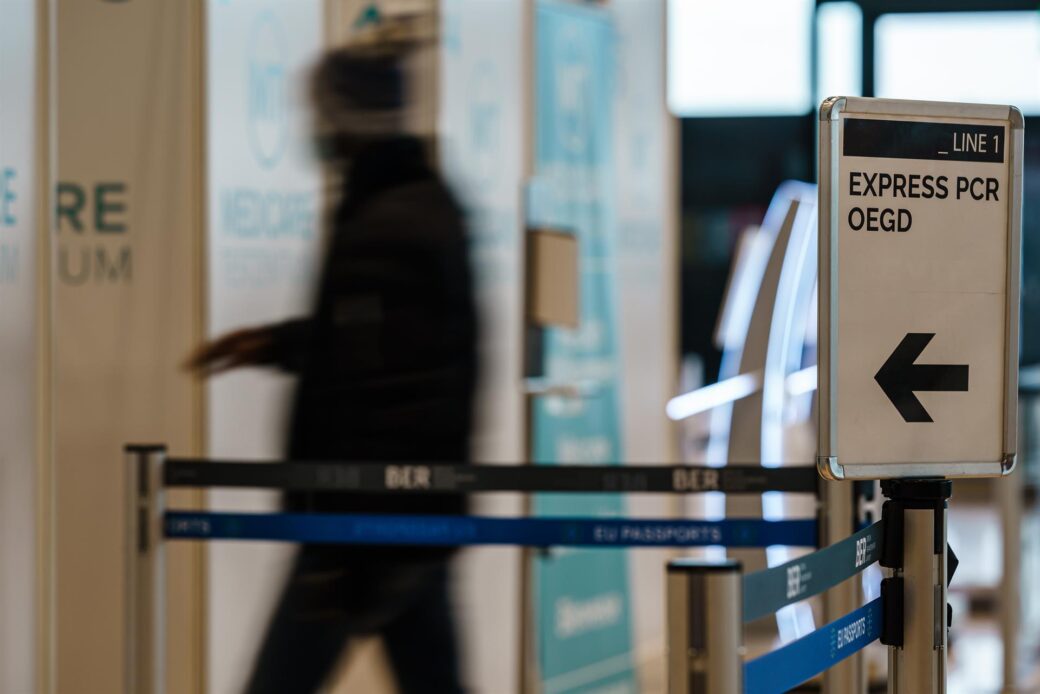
left=184, top=318, right=312, bottom=377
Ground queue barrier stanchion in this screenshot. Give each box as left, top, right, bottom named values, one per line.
left=667, top=520, right=886, bottom=694
left=124, top=447, right=832, bottom=693
left=821, top=478, right=866, bottom=694
left=134, top=448, right=964, bottom=693
left=668, top=560, right=743, bottom=694
left=124, top=445, right=166, bottom=694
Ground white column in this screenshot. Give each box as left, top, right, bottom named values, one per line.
left=0, top=1, right=43, bottom=691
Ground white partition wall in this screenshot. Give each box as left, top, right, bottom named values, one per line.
left=0, top=2, right=41, bottom=692
left=612, top=0, right=679, bottom=684
left=613, top=1, right=676, bottom=466
left=440, top=0, right=528, bottom=691
left=204, top=2, right=326, bottom=692
left=440, top=0, right=525, bottom=468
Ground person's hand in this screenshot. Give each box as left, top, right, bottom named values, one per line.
left=184, top=327, right=275, bottom=376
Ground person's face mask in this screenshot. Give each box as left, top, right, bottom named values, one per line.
left=310, top=127, right=374, bottom=163
left=311, top=133, right=342, bottom=163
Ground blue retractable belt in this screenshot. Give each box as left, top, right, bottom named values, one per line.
left=744, top=598, right=881, bottom=694
left=743, top=521, right=883, bottom=622
left=164, top=511, right=819, bottom=548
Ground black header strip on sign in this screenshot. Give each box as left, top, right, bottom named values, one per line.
left=843, top=118, right=1005, bottom=163
left=164, top=459, right=820, bottom=495
left=742, top=520, right=883, bottom=623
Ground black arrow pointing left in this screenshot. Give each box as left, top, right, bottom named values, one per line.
left=874, top=333, right=969, bottom=423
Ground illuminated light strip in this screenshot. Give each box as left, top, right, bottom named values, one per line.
left=666, top=366, right=819, bottom=422
left=666, top=372, right=761, bottom=421
left=785, top=365, right=818, bottom=397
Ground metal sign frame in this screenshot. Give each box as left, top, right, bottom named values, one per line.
left=817, top=96, right=1023, bottom=480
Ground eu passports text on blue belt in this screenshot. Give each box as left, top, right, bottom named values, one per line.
left=744, top=598, right=882, bottom=694
left=164, top=511, right=819, bottom=548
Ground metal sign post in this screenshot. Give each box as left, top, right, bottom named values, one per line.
left=820, top=479, right=864, bottom=694
left=125, top=445, right=166, bottom=694
left=818, top=96, right=1024, bottom=694
left=879, top=480, right=952, bottom=694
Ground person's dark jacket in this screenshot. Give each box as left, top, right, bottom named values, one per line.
left=266, top=136, right=477, bottom=560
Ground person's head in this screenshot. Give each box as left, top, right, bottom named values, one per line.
left=310, top=17, right=426, bottom=161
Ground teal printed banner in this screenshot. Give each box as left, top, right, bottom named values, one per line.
left=530, top=3, right=634, bottom=693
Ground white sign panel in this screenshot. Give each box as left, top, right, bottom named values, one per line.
left=818, top=97, right=1022, bottom=480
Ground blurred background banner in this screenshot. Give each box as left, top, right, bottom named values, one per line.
left=529, top=2, right=636, bottom=692
left=52, top=1, right=204, bottom=692
left=203, top=1, right=325, bottom=692
left=0, top=1, right=40, bottom=692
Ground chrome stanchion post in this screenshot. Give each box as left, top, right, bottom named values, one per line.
left=998, top=445, right=1023, bottom=693
left=667, top=559, right=743, bottom=694
left=125, top=444, right=167, bottom=694
left=820, top=479, right=865, bottom=694
left=880, top=479, right=952, bottom=694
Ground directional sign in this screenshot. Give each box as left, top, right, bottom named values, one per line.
left=818, top=97, right=1023, bottom=480
left=875, top=333, right=970, bottom=423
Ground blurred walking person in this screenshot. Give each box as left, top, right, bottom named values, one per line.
left=188, top=26, right=476, bottom=694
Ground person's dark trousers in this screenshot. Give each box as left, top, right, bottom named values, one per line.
left=244, top=548, right=465, bottom=694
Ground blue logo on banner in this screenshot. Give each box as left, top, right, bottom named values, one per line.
left=1, top=168, right=17, bottom=227
left=247, top=12, right=288, bottom=169
left=554, top=25, right=592, bottom=157
left=467, top=60, right=502, bottom=192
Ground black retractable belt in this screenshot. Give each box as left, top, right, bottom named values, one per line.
left=163, top=459, right=821, bottom=495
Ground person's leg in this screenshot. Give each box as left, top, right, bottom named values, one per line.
left=243, top=548, right=354, bottom=694
left=381, top=565, right=466, bottom=694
